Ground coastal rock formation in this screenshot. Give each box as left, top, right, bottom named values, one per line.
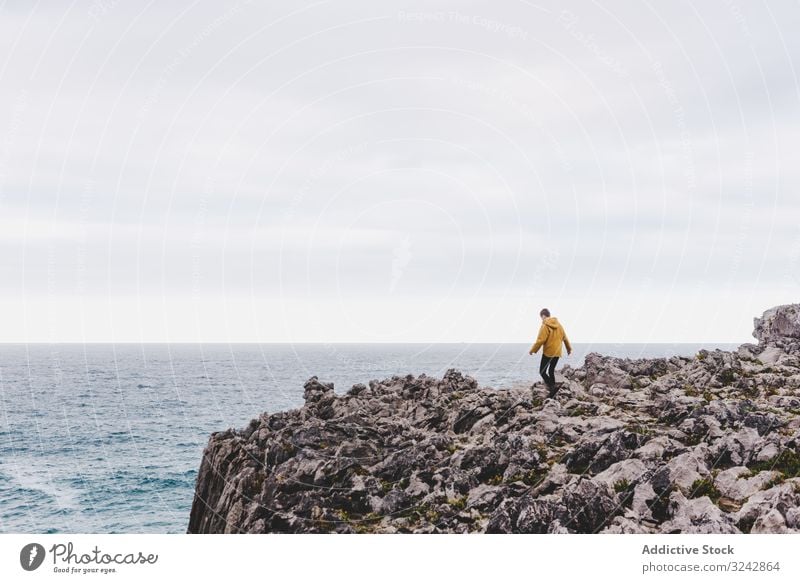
left=188, top=304, right=800, bottom=534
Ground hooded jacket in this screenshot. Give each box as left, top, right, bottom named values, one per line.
left=530, top=316, right=572, bottom=358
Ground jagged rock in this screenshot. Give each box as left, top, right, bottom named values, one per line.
left=631, top=481, right=660, bottom=522
left=759, top=346, right=785, bottom=365
left=559, top=478, right=620, bottom=532
left=714, top=467, right=783, bottom=502
left=582, top=353, right=633, bottom=389
left=660, top=490, right=739, bottom=533
left=786, top=506, right=800, bottom=528
left=633, top=436, right=687, bottom=461
left=404, top=472, right=430, bottom=497
left=376, top=489, right=411, bottom=515
left=661, top=450, right=712, bottom=495
left=547, top=519, right=572, bottom=533
left=756, top=442, right=780, bottom=462
left=600, top=515, right=656, bottom=533
left=486, top=494, right=554, bottom=533
left=592, top=458, right=648, bottom=490
left=303, top=376, right=335, bottom=404
left=752, top=509, right=790, bottom=533
left=466, top=484, right=504, bottom=510
left=734, top=479, right=800, bottom=533
left=753, top=304, right=800, bottom=349
left=188, top=304, right=800, bottom=534
left=486, top=478, right=620, bottom=533
left=564, top=429, right=649, bottom=474
left=743, top=411, right=783, bottom=436
left=708, top=427, right=765, bottom=467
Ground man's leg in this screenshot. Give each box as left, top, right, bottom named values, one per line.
left=539, top=355, right=554, bottom=387
left=546, top=356, right=560, bottom=387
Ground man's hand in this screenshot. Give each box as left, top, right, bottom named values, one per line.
left=567, top=348, right=572, bottom=356
left=529, top=348, right=534, bottom=355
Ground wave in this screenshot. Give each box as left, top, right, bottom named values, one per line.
left=0, top=459, right=80, bottom=511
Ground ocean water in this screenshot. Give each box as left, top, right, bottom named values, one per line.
left=0, top=342, right=739, bottom=533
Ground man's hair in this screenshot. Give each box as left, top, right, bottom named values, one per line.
left=540, top=308, right=550, bottom=317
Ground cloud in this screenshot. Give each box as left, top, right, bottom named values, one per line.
left=1, top=0, right=798, bottom=341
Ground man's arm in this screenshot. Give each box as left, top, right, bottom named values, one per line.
left=563, top=330, right=572, bottom=354
left=529, top=324, right=549, bottom=354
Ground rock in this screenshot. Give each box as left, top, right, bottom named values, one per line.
left=187, top=304, right=800, bottom=533
left=786, top=506, right=800, bottom=528
left=547, top=518, right=572, bottom=533
left=559, top=478, right=621, bottom=532
left=714, top=467, right=782, bottom=502
left=377, top=489, right=411, bottom=515
left=661, top=451, right=711, bottom=495
left=303, top=376, right=335, bottom=403
left=564, top=429, right=649, bottom=474
left=600, top=515, right=657, bottom=533
left=708, top=427, right=765, bottom=467
left=486, top=478, right=620, bottom=534
left=631, top=481, right=660, bottom=522
left=466, top=484, right=503, bottom=510
left=593, top=458, right=648, bottom=490
left=734, top=479, right=800, bottom=533
left=737, top=343, right=760, bottom=360
left=486, top=494, right=554, bottom=534
left=753, top=304, right=800, bottom=348
left=755, top=442, right=780, bottom=462
left=404, top=473, right=430, bottom=497
left=743, top=412, right=783, bottom=436
left=633, top=436, right=686, bottom=461
left=660, top=490, right=739, bottom=533
left=759, top=346, right=785, bottom=365
left=751, top=508, right=789, bottom=533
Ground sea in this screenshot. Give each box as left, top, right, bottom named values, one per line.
left=0, top=342, right=739, bottom=533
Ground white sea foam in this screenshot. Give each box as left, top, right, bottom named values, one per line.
left=0, top=460, right=79, bottom=511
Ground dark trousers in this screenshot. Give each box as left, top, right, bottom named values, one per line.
left=540, top=355, right=559, bottom=387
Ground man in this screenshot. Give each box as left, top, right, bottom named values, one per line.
left=529, top=308, right=572, bottom=398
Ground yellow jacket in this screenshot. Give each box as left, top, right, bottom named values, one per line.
left=530, top=317, right=572, bottom=357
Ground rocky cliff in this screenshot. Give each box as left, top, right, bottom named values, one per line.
left=188, top=303, right=800, bottom=533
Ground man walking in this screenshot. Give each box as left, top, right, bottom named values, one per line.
left=529, top=308, right=572, bottom=398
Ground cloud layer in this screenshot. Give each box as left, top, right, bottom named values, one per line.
left=1, top=0, right=798, bottom=342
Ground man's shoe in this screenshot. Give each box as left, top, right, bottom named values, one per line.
left=547, top=383, right=559, bottom=398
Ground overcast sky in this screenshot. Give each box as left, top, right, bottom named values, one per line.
left=1, top=0, right=798, bottom=343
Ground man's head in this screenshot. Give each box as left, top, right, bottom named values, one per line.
left=540, top=308, right=550, bottom=320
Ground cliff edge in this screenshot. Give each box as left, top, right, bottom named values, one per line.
left=188, top=304, right=800, bottom=534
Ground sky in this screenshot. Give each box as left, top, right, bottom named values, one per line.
left=0, top=0, right=798, bottom=343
